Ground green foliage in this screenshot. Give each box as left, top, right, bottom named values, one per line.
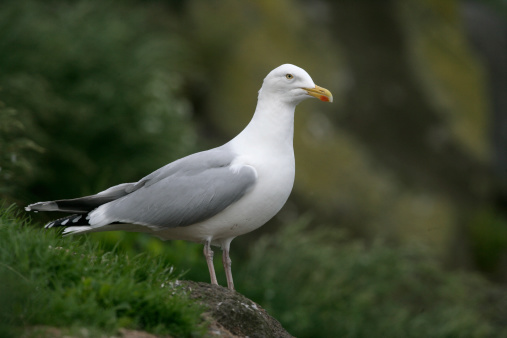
left=468, top=208, right=507, bottom=274
left=88, top=231, right=213, bottom=285
left=0, top=205, right=206, bottom=337
left=239, top=217, right=507, bottom=338
left=0, top=102, right=43, bottom=201
left=0, top=0, right=197, bottom=202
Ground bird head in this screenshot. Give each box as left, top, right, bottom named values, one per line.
left=258, top=64, right=333, bottom=105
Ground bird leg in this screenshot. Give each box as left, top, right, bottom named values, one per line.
left=222, top=248, right=234, bottom=290
left=203, top=240, right=218, bottom=285
left=220, top=239, right=235, bottom=290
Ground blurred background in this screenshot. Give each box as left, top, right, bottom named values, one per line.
left=1, top=0, right=507, bottom=336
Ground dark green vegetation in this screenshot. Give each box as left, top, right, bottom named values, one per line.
left=0, top=0, right=197, bottom=203
left=0, top=206, right=206, bottom=337
left=1, top=0, right=507, bottom=337
left=240, top=218, right=507, bottom=337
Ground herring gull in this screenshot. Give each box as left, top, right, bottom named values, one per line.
left=25, top=64, right=333, bottom=290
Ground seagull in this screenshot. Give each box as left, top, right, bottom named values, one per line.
left=25, top=64, right=333, bottom=290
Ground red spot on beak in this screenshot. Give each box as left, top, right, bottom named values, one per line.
left=319, top=96, right=330, bottom=102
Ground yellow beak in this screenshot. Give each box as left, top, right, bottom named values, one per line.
left=302, top=85, right=333, bottom=102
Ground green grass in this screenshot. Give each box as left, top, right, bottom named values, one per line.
left=0, top=205, right=206, bottom=337
left=4, top=202, right=507, bottom=338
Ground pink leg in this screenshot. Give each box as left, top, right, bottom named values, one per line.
left=221, top=240, right=234, bottom=290
left=222, top=248, right=234, bottom=290
left=203, top=240, right=218, bottom=285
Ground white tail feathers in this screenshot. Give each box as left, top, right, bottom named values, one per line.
left=62, top=226, right=93, bottom=236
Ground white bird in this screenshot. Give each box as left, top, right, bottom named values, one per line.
left=25, top=64, right=333, bottom=290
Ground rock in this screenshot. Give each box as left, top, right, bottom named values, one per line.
left=180, top=281, right=293, bottom=338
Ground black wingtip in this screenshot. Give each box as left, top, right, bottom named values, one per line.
left=44, top=214, right=90, bottom=229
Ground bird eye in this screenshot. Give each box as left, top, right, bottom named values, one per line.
left=285, top=74, right=294, bottom=80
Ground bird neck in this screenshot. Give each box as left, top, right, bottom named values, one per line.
left=231, top=98, right=296, bottom=152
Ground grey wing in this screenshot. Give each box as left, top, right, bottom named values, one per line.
left=126, top=147, right=239, bottom=192
left=25, top=147, right=231, bottom=214
left=99, top=148, right=257, bottom=228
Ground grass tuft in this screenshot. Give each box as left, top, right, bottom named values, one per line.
left=0, top=205, right=206, bottom=337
